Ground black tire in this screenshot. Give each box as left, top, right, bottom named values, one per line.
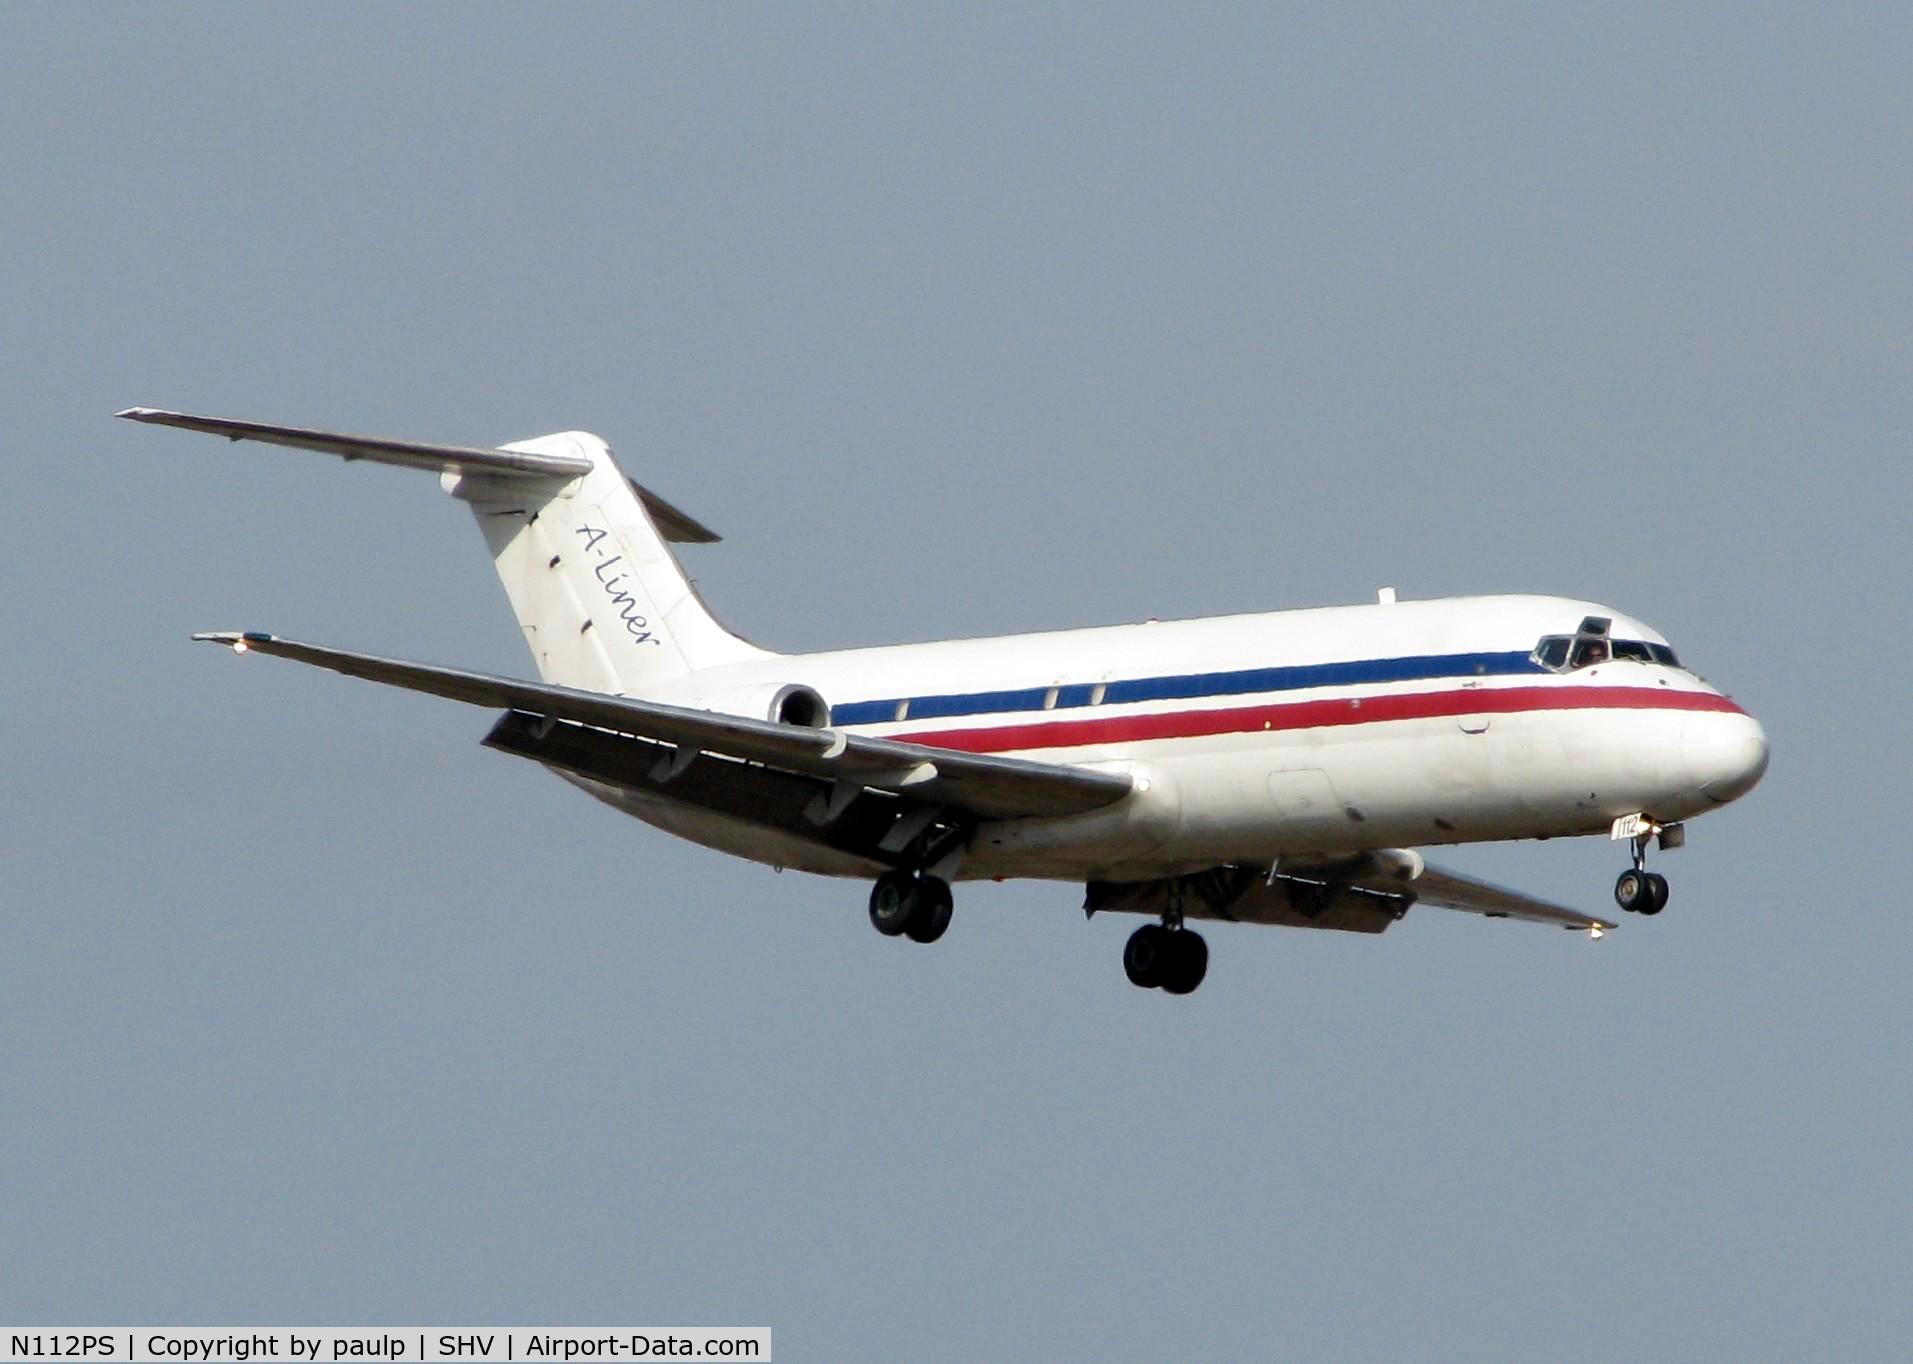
left=905, top=877, right=954, bottom=943
left=1160, top=930, right=1209, bottom=996
left=1639, top=872, right=1669, bottom=916
left=869, top=871, right=919, bottom=936
left=1614, top=869, right=1647, bottom=913
left=1124, top=924, right=1168, bottom=989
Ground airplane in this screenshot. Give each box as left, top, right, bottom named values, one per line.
left=123, top=407, right=1769, bottom=994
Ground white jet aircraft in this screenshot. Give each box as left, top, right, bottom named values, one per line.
left=126, top=409, right=1769, bottom=994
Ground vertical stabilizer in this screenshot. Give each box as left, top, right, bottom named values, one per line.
left=443, top=432, right=769, bottom=694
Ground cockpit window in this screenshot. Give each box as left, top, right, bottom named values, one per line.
left=1534, top=628, right=1683, bottom=673
left=1570, top=637, right=1610, bottom=668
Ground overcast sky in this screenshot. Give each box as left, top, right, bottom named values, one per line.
left=3, top=5, right=1908, bottom=1360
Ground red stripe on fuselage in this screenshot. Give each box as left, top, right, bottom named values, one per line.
left=892, top=685, right=1744, bottom=755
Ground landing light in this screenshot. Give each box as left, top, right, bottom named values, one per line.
left=1589, top=924, right=1605, bottom=940
left=232, top=638, right=249, bottom=654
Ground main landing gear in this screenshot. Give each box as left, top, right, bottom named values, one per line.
left=1123, top=921, right=1208, bottom=995
left=868, top=868, right=954, bottom=944
left=1614, top=827, right=1671, bottom=916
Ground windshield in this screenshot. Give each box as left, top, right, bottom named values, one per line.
left=1533, top=618, right=1681, bottom=673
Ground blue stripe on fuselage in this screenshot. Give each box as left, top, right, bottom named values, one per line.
left=828, top=649, right=1544, bottom=727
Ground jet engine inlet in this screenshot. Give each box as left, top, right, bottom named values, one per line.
left=772, top=684, right=830, bottom=729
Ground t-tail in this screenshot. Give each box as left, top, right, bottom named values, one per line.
left=117, top=408, right=771, bottom=694
left=447, top=429, right=768, bottom=693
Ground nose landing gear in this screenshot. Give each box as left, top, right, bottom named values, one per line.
left=1612, top=818, right=1674, bottom=916
left=1614, top=867, right=1668, bottom=915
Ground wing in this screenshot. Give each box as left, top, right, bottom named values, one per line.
left=1404, top=864, right=1614, bottom=931
left=117, top=407, right=720, bottom=543
left=193, top=632, right=1132, bottom=828
left=1086, top=856, right=1613, bottom=935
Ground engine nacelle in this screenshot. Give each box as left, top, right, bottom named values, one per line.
left=694, top=681, right=832, bottom=728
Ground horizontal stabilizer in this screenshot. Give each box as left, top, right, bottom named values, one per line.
left=118, top=407, right=592, bottom=478
left=118, top=407, right=721, bottom=543
left=192, top=631, right=1133, bottom=822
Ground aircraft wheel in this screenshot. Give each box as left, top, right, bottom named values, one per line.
left=1614, top=869, right=1648, bottom=913
left=1123, top=924, right=1169, bottom=989
left=869, top=870, right=919, bottom=937
left=1638, top=872, right=1669, bottom=916
left=1159, top=930, right=1209, bottom=996
left=905, top=877, right=954, bottom=943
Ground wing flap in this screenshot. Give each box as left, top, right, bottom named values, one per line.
left=193, top=632, right=1132, bottom=821
left=1086, top=870, right=1405, bottom=933
left=484, top=711, right=901, bottom=875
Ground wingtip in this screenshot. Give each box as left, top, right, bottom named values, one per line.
left=193, top=630, right=274, bottom=651
left=118, top=406, right=198, bottom=424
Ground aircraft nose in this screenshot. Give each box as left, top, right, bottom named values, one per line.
left=1681, top=709, right=1769, bottom=803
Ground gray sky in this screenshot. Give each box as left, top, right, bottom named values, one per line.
left=4, top=5, right=1908, bottom=1360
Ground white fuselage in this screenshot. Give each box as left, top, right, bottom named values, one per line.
left=583, top=593, right=1767, bottom=883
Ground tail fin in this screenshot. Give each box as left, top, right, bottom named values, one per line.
left=116, top=409, right=766, bottom=695
left=444, top=431, right=770, bottom=693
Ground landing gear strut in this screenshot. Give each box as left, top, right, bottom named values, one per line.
left=868, top=869, right=953, bottom=944
left=1613, top=832, right=1670, bottom=916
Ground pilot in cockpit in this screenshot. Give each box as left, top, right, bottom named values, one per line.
left=1535, top=617, right=1678, bottom=674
